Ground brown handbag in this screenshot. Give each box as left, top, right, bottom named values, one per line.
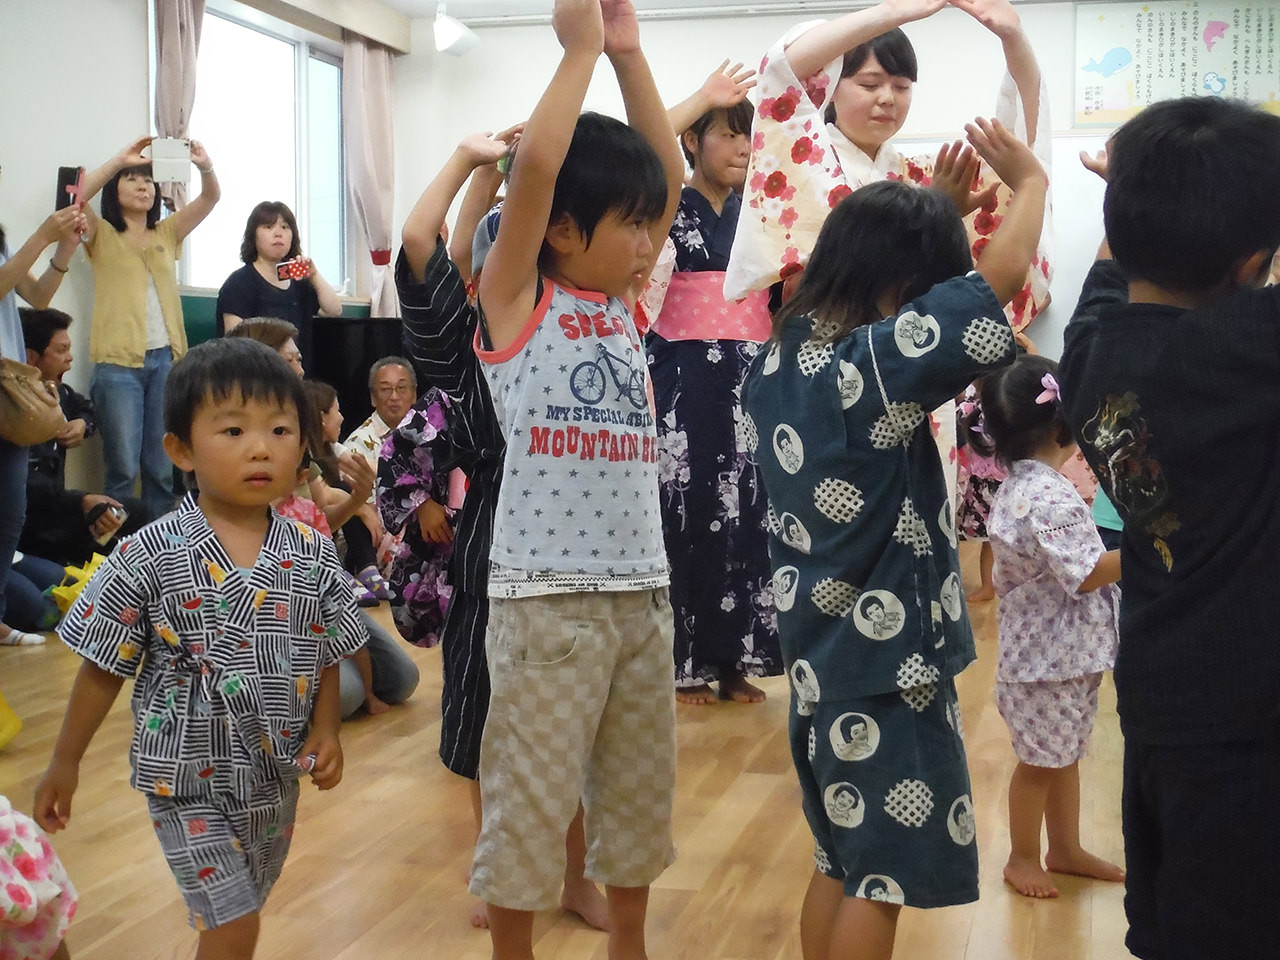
left=0, top=356, right=66, bottom=446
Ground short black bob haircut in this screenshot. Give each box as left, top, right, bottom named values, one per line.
left=1105, top=96, right=1280, bottom=292
left=100, top=164, right=163, bottom=232
left=544, top=112, right=668, bottom=257
left=240, top=201, right=302, bottom=265
left=975, top=354, right=1070, bottom=468
left=823, top=28, right=918, bottom=126
left=775, top=179, right=971, bottom=344
left=20, top=306, right=73, bottom=356
left=164, top=337, right=314, bottom=451
left=681, top=100, right=755, bottom=169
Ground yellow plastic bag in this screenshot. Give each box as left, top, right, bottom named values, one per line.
left=0, top=690, right=22, bottom=750
left=50, top=553, right=107, bottom=614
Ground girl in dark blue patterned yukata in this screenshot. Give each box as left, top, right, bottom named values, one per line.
left=649, top=62, right=783, bottom=704
left=743, top=116, right=1046, bottom=960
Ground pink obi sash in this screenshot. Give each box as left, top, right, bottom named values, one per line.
left=650, top=271, right=772, bottom=343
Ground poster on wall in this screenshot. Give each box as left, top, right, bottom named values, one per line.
left=1075, top=1, right=1280, bottom=126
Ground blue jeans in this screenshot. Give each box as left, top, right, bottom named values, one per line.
left=5, top=553, right=63, bottom=630
left=0, top=437, right=28, bottom=624
left=91, top=348, right=177, bottom=519
left=338, top=611, right=421, bottom=718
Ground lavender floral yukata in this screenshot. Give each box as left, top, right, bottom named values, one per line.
left=377, top=389, right=455, bottom=648
left=988, top=459, right=1118, bottom=768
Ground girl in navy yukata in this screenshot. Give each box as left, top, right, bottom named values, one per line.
left=743, top=114, right=1047, bottom=960
left=648, top=62, right=783, bottom=705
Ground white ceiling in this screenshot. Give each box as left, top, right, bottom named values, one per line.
left=384, top=1, right=857, bottom=23
left=385, top=0, right=1061, bottom=25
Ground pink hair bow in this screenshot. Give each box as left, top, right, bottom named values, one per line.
left=1035, top=373, right=1060, bottom=406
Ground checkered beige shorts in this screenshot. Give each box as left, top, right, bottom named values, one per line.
left=470, top=588, right=677, bottom=910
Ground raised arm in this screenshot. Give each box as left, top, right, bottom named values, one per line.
left=965, top=116, right=1047, bottom=305
left=404, top=130, right=514, bottom=283
left=666, top=60, right=757, bottom=138
left=168, top=140, right=221, bottom=242
left=784, top=0, right=946, bottom=81
left=950, top=0, right=1041, bottom=147
left=77, top=136, right=152, bottom=245
left=603, top=0, right=685, bottom=301
left=0, top=208, right=83, bottom=307
left=477, top=0, right=602, bottom=350
left=452, top=125, right=523, bottom=282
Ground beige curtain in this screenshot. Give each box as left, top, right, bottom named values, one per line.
left=341, top=31, right=399, bottom=317
left=154, top=0, right=205, bottom=211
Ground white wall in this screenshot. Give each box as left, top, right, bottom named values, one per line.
left=393, top=4, right=1108, bottom=357
left=0, top=0, right=151, bottom=490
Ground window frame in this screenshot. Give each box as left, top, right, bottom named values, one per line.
left=165, top=0, right=352, bottom=296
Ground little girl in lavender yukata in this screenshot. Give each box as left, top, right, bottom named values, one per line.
left=980, top=354, right=1126, bottom=900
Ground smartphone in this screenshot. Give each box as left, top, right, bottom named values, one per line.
left=150, top=137, right=191, bottom=183
left=85, top=503, right=127, bottom=545
left=56, top=166, right=84, bottom=209
left=276, top=259, right=310, bottom=281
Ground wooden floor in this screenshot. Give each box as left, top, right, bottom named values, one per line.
left=0, top=542, right=1134, bottom=959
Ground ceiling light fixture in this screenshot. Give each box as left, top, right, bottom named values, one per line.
left=434, top=3, right=479, bottom=56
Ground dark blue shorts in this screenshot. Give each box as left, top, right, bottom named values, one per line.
left=1122, top=732, right=1280, bottom=960
left=789, top=676, right=979, bottom=908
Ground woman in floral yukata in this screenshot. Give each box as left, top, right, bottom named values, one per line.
left=649, top=63, right=783, bottom=704
left=377, top=389, right=455, bottom=649
left=726, top=0, right=1053, bottom=506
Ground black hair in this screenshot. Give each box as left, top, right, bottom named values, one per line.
left=975, top=354, right=1070, bottom=468
left=776, top=179, right=971, bottom=343
left=226, top=316, right=300, bottom=353
left=860, top=595, right=886, bottom=617
left=240, top=201, right=302, bottom=264
left=680, top=100, right=755, bottom=168
left=368, top=356, right=417, bottom=392
left=823, top=28, right=918, bottom=125
left=100, top=164, right=162, bottom=232
left=164, top=338, right=313, bottom=452
left=20, top=306, right=73, bottom=355
left=1105, top=96, right=1280, bottom=292
left=544, top=112, right=667, bottom=260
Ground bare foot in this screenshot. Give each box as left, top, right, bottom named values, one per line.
left=676, top=682, right=717, bottom=705
left=469, top=898, right=489, bottom=929
left=1003, top=856, right=1060, bottom=898
left=719, top=675, right=767, bottom=704
left=364, top=694, right=392, bottom=716
left=561, top=878, right=610, bottom=931
left=1045, top=848, right=1126, bottom=883
left=966, top=586, right=996, bottom=602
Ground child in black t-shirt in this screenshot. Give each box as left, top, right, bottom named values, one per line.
left=1059, top=96, right=1280, bottom=960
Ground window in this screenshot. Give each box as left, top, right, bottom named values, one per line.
left=183, top=9, right=346, bottom=293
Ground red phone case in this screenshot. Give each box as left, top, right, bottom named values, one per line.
left=276, top=259, right=309, bottom=281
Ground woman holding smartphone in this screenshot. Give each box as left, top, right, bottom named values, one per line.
left=215, top=201, right=343, bottom=344
left=77, top=135, right=220, bottom=520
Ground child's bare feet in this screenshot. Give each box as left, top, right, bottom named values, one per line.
left=719, top=675, right=767, bottom=703
left=676, top=682, right=717, bottom=705
left=1003, top=856, right=1060, bottom=898
left=966, top=585, right=996, bottom=602
left=470, top=898, right=489, bottom=928
left=364, top=694, right=392, bottom=715
left=1045, top=848, right=1126, bottom=883
left=561, top=877, right=610, bottom=931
